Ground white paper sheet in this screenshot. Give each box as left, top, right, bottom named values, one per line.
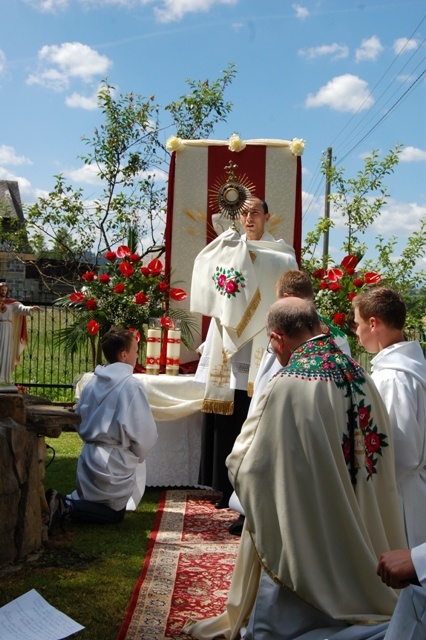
left=0, top=589, right=84, bottom=640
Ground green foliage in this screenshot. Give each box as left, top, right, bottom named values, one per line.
left=0, top=432, right=162, bottom=640
left=302, top=145, right=426, bottom=338
left=22, top=65, right=236, bottom=292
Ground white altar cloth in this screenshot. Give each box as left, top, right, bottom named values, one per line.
left=74, top=373, right=205, bottom=487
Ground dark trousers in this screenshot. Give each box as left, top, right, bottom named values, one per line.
left=69, top=498, right=126, bottom=525
left=198, top=389, right=251, bottom=500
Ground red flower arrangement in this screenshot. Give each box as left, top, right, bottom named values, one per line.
left=67, top=245, right=187, bottom=337
left=312, top=254, right=381, bottom=332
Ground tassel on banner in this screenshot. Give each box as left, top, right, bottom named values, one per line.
left=201, top=399, right=235, bottom=415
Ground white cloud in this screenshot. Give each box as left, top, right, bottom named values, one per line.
left=393, top=37, right=420, bottom=55
left=298, top=43, right=349, bottom=61
left=66, top=164, right=103, bottom=185
left=0, top=167, right=32, bottom=195
left=153, top=0, right=237, bottom=23
left=26, top=43, right=112, bottom=92
left=23, top=0, right=68, bottom=12
left=355, top=35, right=384, bottom=62
left=292, top=3, right=309, bottom=19
left=374, top=199, right=426, bottom=235
left=305, top=74, right=374, bottom=113
left=0, top=50, right=6, bottom=75
left=399, top=146, right=426, bottom=162
left=66, top=90, right=99, bottom=110
left=0, top=145, right=32, bottom=166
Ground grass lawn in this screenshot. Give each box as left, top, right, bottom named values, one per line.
left=0, top=432, right=162, bottom=640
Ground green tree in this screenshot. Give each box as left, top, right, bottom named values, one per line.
left=17, top=64, right=236, bottom=293
left=302, top=145, right=426, bottom=344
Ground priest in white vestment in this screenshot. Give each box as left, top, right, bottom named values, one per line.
left=186, top=297, right=407, bottom=640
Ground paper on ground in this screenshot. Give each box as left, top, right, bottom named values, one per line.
left=0, top=589, right=84, bottom=640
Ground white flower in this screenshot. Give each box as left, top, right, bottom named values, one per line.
left=228, top=133, right=246, bottom=153
left=289, top=138, right=306, bottom=156
left=166, top=136, right=185, bottom=152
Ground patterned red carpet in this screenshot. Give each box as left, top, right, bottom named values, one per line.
left=117, top=489, right=240, bottom=640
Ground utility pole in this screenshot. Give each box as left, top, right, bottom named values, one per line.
left=322, top=147, right=332, bottom=269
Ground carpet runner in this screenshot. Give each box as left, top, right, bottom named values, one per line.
left=117, top=489, right=240, bottom=640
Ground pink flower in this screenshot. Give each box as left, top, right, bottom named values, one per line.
left=134, top=292, right=148, bottom=305
left=99, top=274, right=110, bottom=284
left=69, top=291, right=86, bottom=303
left=116, top=245, right=131, bottom=258
left=119, top=261, right=135, bottom=278
left=114, top=283, right=125, bottom=293
left=217, top=274, right=227, bottom=288
left=225, top=280, right=237, bottom=294
left=88, top=320, right=100, bottom=335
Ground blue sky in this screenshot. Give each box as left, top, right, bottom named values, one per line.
left=1, top=0, right=425, bottom=265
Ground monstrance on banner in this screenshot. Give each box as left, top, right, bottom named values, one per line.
left=164, top=137, right=304, bottom=365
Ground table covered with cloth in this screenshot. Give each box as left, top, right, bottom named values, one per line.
left=75, top=373, right=205, bottom=487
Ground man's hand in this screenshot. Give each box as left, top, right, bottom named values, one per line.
left=376, top=549, right=416, bottom=589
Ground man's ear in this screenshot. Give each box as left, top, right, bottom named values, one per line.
left=369, top=316, right=379, bottom=331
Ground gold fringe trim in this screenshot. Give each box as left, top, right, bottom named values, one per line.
left=236, top=288, right=261, bottom=338
left=201, top=399, right=234, bottom=415
left=247, top=382, right=254, bottom=397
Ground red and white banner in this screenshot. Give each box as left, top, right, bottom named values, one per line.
left=165, top=139, right=302, bottom=362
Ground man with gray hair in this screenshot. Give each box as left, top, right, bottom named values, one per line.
left=225, top=296, right=407, bottom=640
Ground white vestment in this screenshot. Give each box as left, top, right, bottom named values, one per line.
left=0, top=301, right=31, bottom=384
left=71, top=362, right=158, bottom=511
left=371, top=340, right=426, bottom=547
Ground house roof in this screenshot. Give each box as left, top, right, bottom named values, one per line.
left=0, top=180, right=25, bottom=222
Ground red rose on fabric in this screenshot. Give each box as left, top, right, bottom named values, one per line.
left=147, top=259, right=163, bottom=276
left=312, top=268, right=326, bottom=279
left=134, top=292, right=148, bottom=305
left=119, top=261, right=135, bottom=278
left=217, top=274, right=227, bottom=288
left=353, top=278, right=364, bottom=288
left=333, top=312, right=346, bottom=326
left=116, top=245, right=131, bottom=258
left=365, top=432, right=382, bottom=453
left=226, top=280, right=237, bottom=294
left=140, top=266, right=150, bottom=277
left=114, top=283, right=125, bottom=293
left=319, top=280, right=328, bottom=290
left=329, top=282, right=343, bottom=292
left=365, top=455, right=375, bottom=476
left=340, top=255, right=359, bottom=270
left=85, top=298, right=97, bottom=310
left=69, top=292, right=86, bottom=303
left=169, top=288, right=187, bottom=301
left=105, top=251, right=116, bottom=262
left=327, top=268, right=343, bottom=282
left=342, top=438, right=352, bottom=462
left=365, top=272, right=381, bottom=285
left=82, top=271, right=96, bottom=281
left=358, top=406, right=370, bottom=429
left=99, top=274, right=110, bottom=284
left=88, top=320, right=100, bottom=335
left=158, top=282, right=169, bottom=292
left=129, top=253, right=141, bottom=263
left=348, top=292, right=357, bottom=301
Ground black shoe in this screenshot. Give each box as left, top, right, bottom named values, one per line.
left=215, top=496, right=230, bottom=509
left=46, top=489, right=71, bottom=533
left=229, top=514, right=245, bottom=536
